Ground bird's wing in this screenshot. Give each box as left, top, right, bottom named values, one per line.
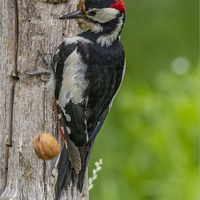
left=52, top=38, right=92, bottom=173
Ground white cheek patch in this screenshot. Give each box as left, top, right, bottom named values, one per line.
left=90, top=8, right=120, bottom=24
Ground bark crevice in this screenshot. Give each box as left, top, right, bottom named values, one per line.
left=3, top=76, right=18, bottom=193
left=2, top=0, right=19, bottom=193
left=14, top=0, right=19, bottom=77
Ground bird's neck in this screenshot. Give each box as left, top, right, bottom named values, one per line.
left=80, top=14, right=125, bottom=47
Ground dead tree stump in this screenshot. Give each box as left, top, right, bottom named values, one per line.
left=0, top=0, right=89, bottom=199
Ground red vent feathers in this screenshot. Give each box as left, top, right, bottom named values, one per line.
left=109, top=0, right=125, bottom=13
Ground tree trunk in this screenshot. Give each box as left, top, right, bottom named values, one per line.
left=0, top=0, right=89, bottom=199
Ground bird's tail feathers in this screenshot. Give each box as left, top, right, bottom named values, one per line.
left=51, top=140, right=95, bottom=200
left=77, top=141, right=95, bottom=191
left=51, top=144, right=77, bottom=200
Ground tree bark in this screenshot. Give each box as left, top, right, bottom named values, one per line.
left=0, top=0, right=89, bottom=199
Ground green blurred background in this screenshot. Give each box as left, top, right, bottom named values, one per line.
left=89, top=0, right=199, bottom=200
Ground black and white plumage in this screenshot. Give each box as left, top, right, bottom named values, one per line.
left=50, top=0, right=126, bottom=199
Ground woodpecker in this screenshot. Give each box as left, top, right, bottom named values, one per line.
left=44, top=0, right=126, bottom=199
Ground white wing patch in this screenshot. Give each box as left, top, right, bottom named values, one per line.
left=64, top=36, right=93, bottom=45
left=58, top=48, right=89, bottom=108
left=66, top=126, right=71, bottom=134
left=62, top=108, right=71, bottom=122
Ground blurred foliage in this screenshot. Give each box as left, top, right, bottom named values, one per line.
left=89, top=0, right=199, bottom=200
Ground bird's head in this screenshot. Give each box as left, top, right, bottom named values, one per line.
left=60, top=0, right=125, bottom=34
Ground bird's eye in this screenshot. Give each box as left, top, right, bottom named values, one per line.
left=88, top=11, right=97, bottom=16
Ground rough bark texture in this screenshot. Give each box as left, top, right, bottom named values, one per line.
left=0, top=0, right=89, bottom=199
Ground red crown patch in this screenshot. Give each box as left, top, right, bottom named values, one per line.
left=109, top=0, right=125, bottom=13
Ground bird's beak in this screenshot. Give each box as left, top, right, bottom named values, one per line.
left=59, top=10, right=84, bottom=20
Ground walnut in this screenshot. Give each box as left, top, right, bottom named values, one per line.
left=32, top=133, right=60, bottom=160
